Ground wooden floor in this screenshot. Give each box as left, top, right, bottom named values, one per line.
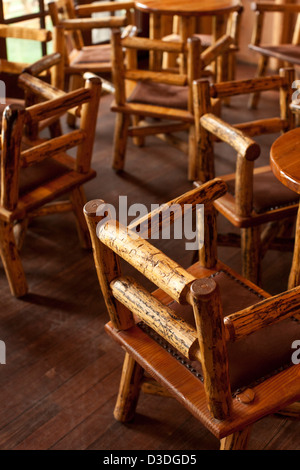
left=0, top=63, right=299, bottom=450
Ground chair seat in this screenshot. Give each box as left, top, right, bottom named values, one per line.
left=70, top=44, right=111, bottom=66
left=226, top=167, right=299, bottom=214
left=19, top=157, right=70, bottom=197
left=128, top=81, right=189, bottom=110
left=150, top=267, right=300, bottom=392
left=249, top=43, right=300, bottom=66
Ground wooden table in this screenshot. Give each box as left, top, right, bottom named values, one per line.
left=135, top=0, right=242, bottom=72
left=270, top=127, right=300, bottom=288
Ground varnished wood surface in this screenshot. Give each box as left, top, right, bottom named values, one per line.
left=270, top=127, right=300, bottom=194
left=135, top=0, right=241, bottom=16
left=0, top=64, right=299, bottom=450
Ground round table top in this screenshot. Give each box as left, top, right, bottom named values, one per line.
left=135, top=0, right=242, bottom=16
left=270, top=127, right=300, bottom=195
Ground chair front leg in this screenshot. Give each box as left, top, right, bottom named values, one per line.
left=241, top=226, right=261, bottom=285
left=188, top=124, right=199, bottom=181
left=67, top=74, right=85, bottom=128
left=114, top=352, right=144, bottom=423
left=0, top=221, right=28, bottom=297
left=70, top=186, right=91, bottom=249
left=220, top=426, right=252, bottom=450
left=112, top=113, right=130, bottom=171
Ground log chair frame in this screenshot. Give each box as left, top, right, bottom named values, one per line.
left=248, top=1, right=300, bottom=109
left=110, top=27, right=234, bottom=181
left=84, top=178, right=300, bottom=450
left=193, top=69, right=299, bottom=284
left=0, top=73, right=102, bottom=297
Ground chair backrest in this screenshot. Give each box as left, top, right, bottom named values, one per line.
left=171, top=6, right=243, bottom=47
left=48, top=0, right=135, bottom=57
left=0, top=24, right=64, bottom=90
left=0, top=73, right=102, bottom=214
left=250, top=2, right=300, bottom=46
left=84, top=177, right=300, bottom=421
left=193, top=68, right=295, bottom=184
left=111, top=28, right=234, bottom=114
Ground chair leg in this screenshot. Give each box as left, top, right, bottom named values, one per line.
left=0, top=221, right=28, bottom=297
left=114, top=352, right=144, bottom=423
left=70, top=186, right=91, bottom=249
left=132, top=115, right=145, bottom=148
left=276, top=402, right=300, bottom=419
left=248, top=55, right=268, bottom=109
left=162, top=50, right=178, bottom=70
left=112, top=113, right=130, bottom=171
left=241, top=226, right=261, bottom=285
left=67, top=74, right=84, bottom=128
left=220, top=426, right=252, bottom=450
left=188, top=124, right=198, bottom=181
left=13, top=218, right=29, bottom=251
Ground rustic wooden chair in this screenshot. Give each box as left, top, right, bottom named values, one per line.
left=0, top=24, right=64, bottom=127
left=48, top=0, right=135, bottom=94
left=84, top=178, right=300, bottom=450
left=110, top=28, right=234, bottom=181
left=161, top=5, right=243, bottom=83
left=193, top=70, right=299, bottom=285
left=248, top=1, right=300, bottom=109
left=0, top=73, right=102, bottom=297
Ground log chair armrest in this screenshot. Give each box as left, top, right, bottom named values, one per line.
left=201, top=35, right=235, bottom=68
left=18, top=73, right=65, bottom=101
left=22, top=52, right=62, bottom=77
left=200, top=113, right=261, bottom=161
left=225, top=285, right=300, bottom=342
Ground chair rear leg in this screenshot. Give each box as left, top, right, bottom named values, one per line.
left=0, top=221, right=28, bottom=297
left=220, top=426, right=252, bottom=450
left=248, top=55, right=269, bottom=109
left=241, top=226, right=261, bottom=285
left=13, top=218, right=29, bottom=251
left=114, top=352, right=144, bottom=423
left=132, top=115, right=145, bottom=147
left=70, top=186, right=91, bottom=249
left=112, top=113, right=130, bottom=171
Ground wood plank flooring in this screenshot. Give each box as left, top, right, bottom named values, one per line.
left=0, top=64, right=299, bottom=450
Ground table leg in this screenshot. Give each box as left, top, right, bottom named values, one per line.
left=288, top=205, right=300, bottom=289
